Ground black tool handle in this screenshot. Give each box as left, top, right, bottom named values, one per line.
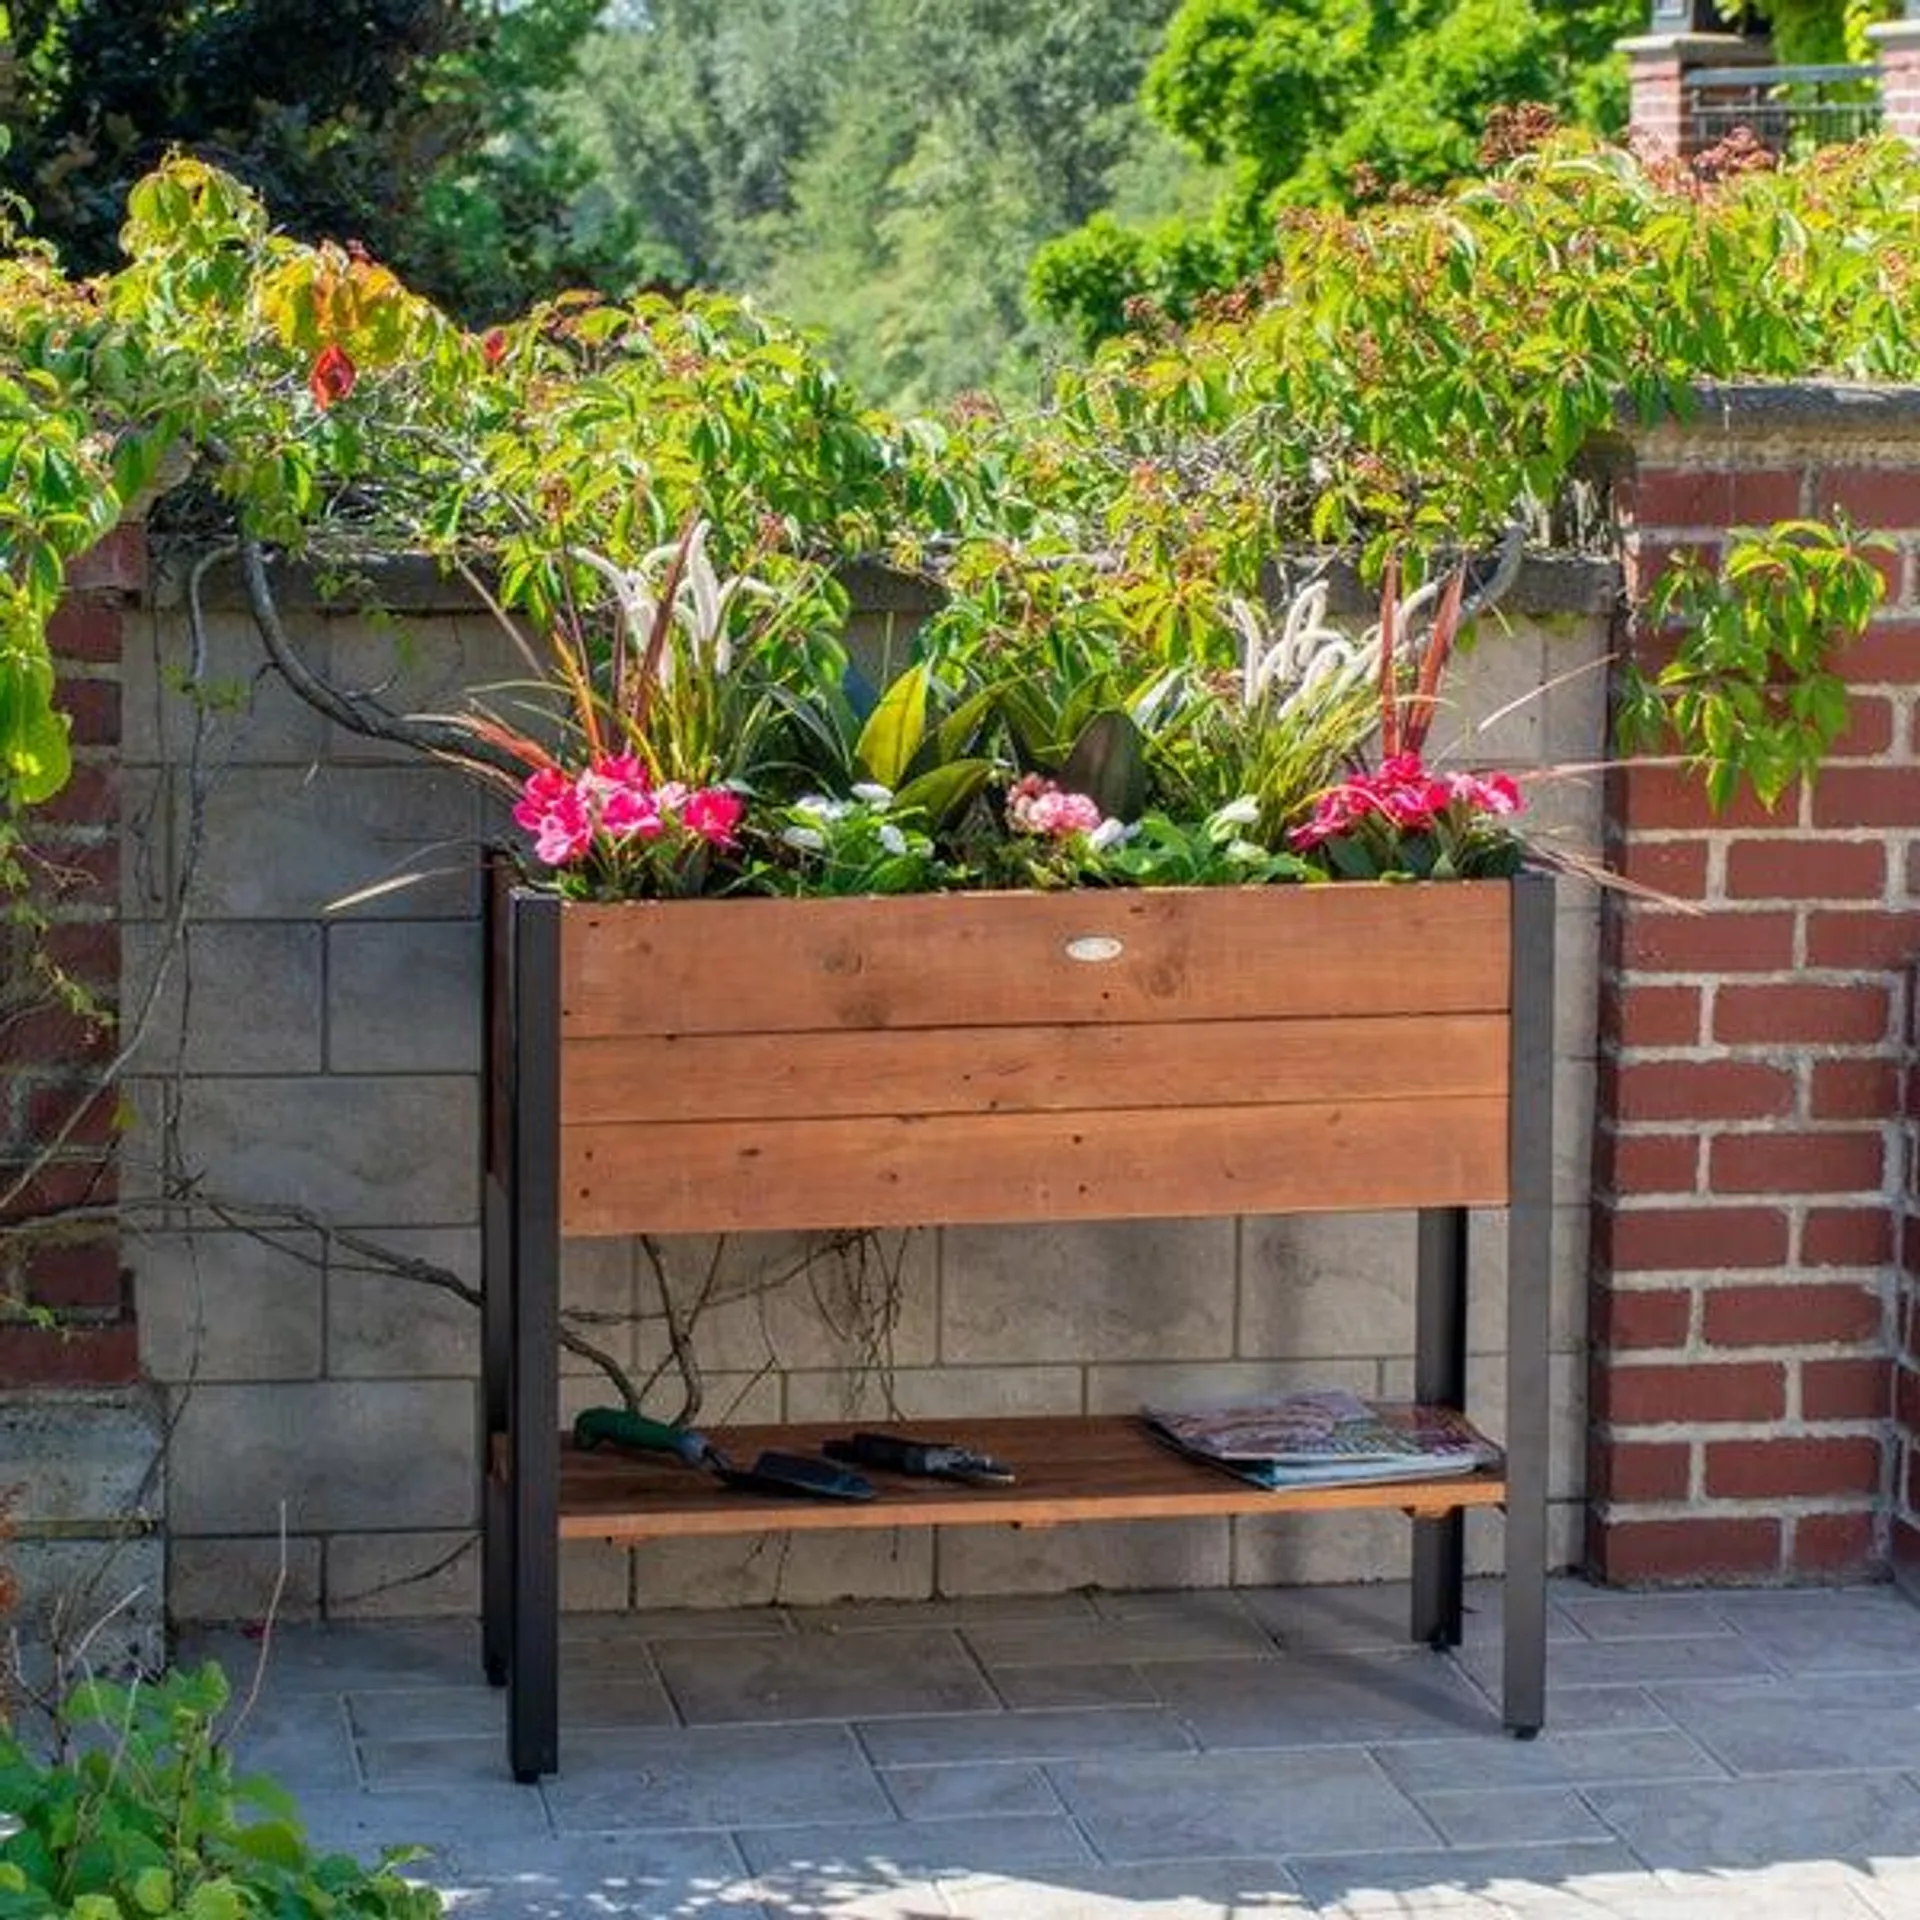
left=823, top=1432, right=956, bottom=1476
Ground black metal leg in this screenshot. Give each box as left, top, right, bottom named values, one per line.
left=1502, top=872, right=1555, bottom=1738
left=481, top=1170, right=511, bottom=1689
left=507, top=891, right=562, bottom=1782
left=1412, top=1207, right=1468, bottom=1650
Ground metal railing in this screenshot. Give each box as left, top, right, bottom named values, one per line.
left=1683, top=63, right=1884, bottom=157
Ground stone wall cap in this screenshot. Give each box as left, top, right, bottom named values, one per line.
left=1616, top=33, right=1770, bottom=61
left=1608, top=381, right=1920, bottom=442
left=1866, top=20, right=1920, bottom=48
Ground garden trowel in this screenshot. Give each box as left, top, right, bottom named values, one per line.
left=572, top=1408, right=875, bottom=1501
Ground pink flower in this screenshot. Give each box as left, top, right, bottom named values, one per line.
left=528, top=786, right=592, bottom=866
left=512, top=766, right=573, bottom=833
left=599, top=784, right=664, bottom=841
left=1008, top=774, right=1104, bottom=840
left=681, top=787, right=745, bottom=849
left=1450, top=770, right=1524, bottom=817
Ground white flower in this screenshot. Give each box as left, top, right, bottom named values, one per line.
left=794, top=794, right=847, bottom=823
left=1212, top=797, right=1261, bottom=829
left=781, top=825, right=827, bottom=852
left=878, top=824, right=908, bottom=856
left=1225, top=839, right=1266, bottom=863
left=852, top=782, right=894, bottom=807
left=1087, top=817, right=1133, bottom=852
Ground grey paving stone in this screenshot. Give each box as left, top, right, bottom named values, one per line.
left=1650, top=1672, right=1920, bottom=1775
left=790, top=1592, right=1096, bottom=1634
left=933, top=1860, right=1301, bottom=1918
left=963, top=1606, right=1278, bottom=1669
left=1456, top=1633, right=1774, bottom=1695
left=180, top=1620, right=482, bottom=1693
left=279, top=1783, right=552, bottom=1862
left=1410, top=1786, right=1612, bottom=1848
left=880, top=1763, right=1060, bottom=1821
left=1147, top=1652, right=1494, bottom=1749
left=226, top=1694, right=362, bottom=1791
left=1587, top=1772, right=1920, bottom=1874
left=426, top=1830, right=762, bottom=1920
left=1286, top=1842, right=1649, bottom=1916
left=1490, top=1684, right=1677, bottom=1735
left=348, top=1671, right=674, bottom=1743
left=1047, top=1747, right=1434, bottom=1863
left=544, top=1724, right=893, bottom=1833
left=857, top=1706, right=1195, bottom=1768
left=1710, top=1588, right=1920, bottom=1675
left=1371, top=1727, right=1724, bottom=1796
left=988, top=1663, right=1160, bottom=1710
left=561, top=1606, right=793, bottom=1643
left=652, top=1625, right=995, bottom=1724
left=736, top=1813, right=1096, bottom=1877
left=359, top=1735, right=512, bottom=1790
left=1555, top=1594, right=1737, bottom=1643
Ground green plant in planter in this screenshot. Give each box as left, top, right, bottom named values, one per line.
left=0, top=1664, right=439, bottom=1920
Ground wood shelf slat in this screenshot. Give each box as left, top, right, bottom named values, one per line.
left=554, top=1413, right=1507, bottom=1542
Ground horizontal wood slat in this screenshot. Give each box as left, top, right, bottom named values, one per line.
left=557, top=1413, right=1507, bottom=1540
left=561, top=1012, right=1509, bottom=1126
left=558, top=884, right=1513, bottom=1039
left=561, top=1095, right=1509, bottom=1234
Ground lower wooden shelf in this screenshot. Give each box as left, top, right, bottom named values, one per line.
left=555, top=1413, right=1507, bottom=1542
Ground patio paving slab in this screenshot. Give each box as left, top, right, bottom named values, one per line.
left=153, top=1575, right=1920, bottom=1917
left=1045, top=1748, right=1437, bottom=1862
left=652, top=1625, right=996, bottom=1724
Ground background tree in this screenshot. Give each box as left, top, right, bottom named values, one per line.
left=0, top=0, right=610, bottom=319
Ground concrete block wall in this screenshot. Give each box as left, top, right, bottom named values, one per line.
left=1593, top=387, right=1920, bottom=1587
left=116, top=561, right=1611, bottom=1621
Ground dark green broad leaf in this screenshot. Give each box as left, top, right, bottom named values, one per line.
left=893, top=757, right=994, bottom=826
left=1061, top=709, right=1148, bottom=823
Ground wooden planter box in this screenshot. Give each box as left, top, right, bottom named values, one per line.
left=483, top=873, right=1556, bottom=1780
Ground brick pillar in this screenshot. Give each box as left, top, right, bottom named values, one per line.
left=1, top=525, right=143, bottom=1387
left=1617, top=33, right=1766, bottom=156
left=1869, top=20, right=1920, bottom=146
left=1591, top=389, right=1920, bottom=1586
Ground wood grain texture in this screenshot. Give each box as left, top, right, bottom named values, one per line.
left=561, top=1012, right=1509, bottom=1126
left=558, top=1413, right=1507, bottom=1540
left=558, top=884, right=1513, bottom=1039
left=560, top=1094, right=1509, bottom=1234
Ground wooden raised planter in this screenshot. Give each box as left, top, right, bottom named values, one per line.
left=482, top=872, right=1555, bottom=1781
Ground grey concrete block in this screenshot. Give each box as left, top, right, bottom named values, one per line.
left=123, top=609, right=333, bottom=769
left=942, top=1220, right=1236, bottom=1364
left=185, top=765, right=477, bottom=919
left=936, top=1518, right=1230, bottom=1597
left=322, top=613, right=537, bottom=763
left=121, top=767, right=172, bottom=918
left=326, top=922, right=482, bottom=1072
left=1239, top=1214, right=1418, bottom=1360
left=1, top=1390, right=163, bottom=1524
left=784, top=1364, right=1081, bottom=1422
left=1089, top=1357, right=1381, bottom=1414
left=327, top=1228, right=480, bottom=1377
left=172, top=1076, right=478, bottom=1227
left=562, top=1238, right=636, bottom=1373
left=629, top=1528, right=934, bottom=1610
left=637, top=1229, right=937, bottom=1375
left=167, top=1533, right=322, bottom=1625
left=1232, top=1508, right=1415, bottom=1587
left=562, top=1542, right=633, bottom=1611
left=9, top=1535, right=165, bottom=1677
left=167, top=1379, right=477, bottom=1533
left=135, top=1229, right=324, bottom=1383
left=1467, top=1202, right=1590, bottom=1357
left=1435, top=625, right=1549, bottom=768
left=123, top=922, right=324, bottom=1074
left=327, top=1530, right=479, bottom=1617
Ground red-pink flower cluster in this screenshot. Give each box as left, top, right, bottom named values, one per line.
left=513, top=755, right=745, bottom=868
left=1289, top=753, right=1522, bottom=851
left=1007, top=773, right=1103, bottom=840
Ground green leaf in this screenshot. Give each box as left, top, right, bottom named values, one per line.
left=132, top=1867, right=174, bottom=1913
left=855, top=663, right=930, bottom=790
left=893, top=758, right=994, bottom=826
left=1061, top=710, right=1148, bottom=823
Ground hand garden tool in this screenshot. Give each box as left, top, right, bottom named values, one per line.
left=572, top=1408, right=875, bottom=1500
left=822, top=1430, right=1016, bottom=1486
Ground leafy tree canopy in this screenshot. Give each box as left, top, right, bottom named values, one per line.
left=0, top=0, right=610, bottom=319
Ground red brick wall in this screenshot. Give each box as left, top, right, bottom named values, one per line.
left=1592, top=403, right=1920, bottom=1585
left=0, top=528, right=140, bottom=1387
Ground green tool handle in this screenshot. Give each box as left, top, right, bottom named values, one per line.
left=573, top=1407, right=708, bottom=1466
